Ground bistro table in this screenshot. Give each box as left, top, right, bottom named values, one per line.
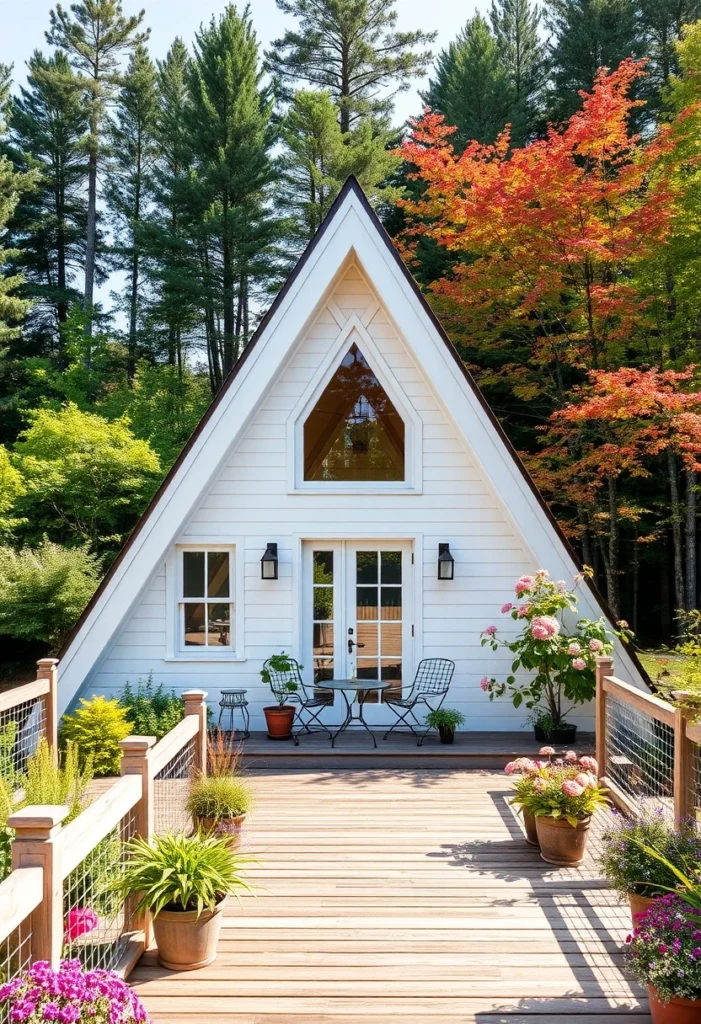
left=320, top=680, right=391, bottom=748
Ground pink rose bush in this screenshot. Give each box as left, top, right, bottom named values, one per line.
left=506, top=750, right=608, bottom=828
left=480, top=569, right=622, bottom=735
left=0, top=960, right=150, bottom=1023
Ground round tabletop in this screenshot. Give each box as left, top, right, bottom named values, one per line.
left=320, top=680, right=391, bottom=692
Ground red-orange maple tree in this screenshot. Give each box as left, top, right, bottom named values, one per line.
left=397, top=60, right=673, bottom=406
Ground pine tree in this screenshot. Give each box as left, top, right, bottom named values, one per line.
left=490, top=0, right=547, bottom=142
left=277, top=89, right=400, bottom=254
left=638, top=0, right=701, bottom=94
left=545, top=0, right=641, bottom=121
left=6, top=51, right=90, bottom=352
left=187, top=5, right=276, bottom=379
left=265, top=0, right=436, bottom=133
left=46, top=1, right=149, bottom=328
left=105, top=43, right=158, bottom=378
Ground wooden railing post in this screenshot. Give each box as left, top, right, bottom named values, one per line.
left=120, top=736, right=156, bottom=948
left=183, top=690, right=208, bottom=774
left=36, top=658, right=59, bottom=759
left=9, top=805, right=68, bottom=968
left=595, top=656, right=613, bottom=779
left=674, top=707, right=693, bottom=826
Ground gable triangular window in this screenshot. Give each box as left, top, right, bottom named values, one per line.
left=303, top=344, right=405, bottom=481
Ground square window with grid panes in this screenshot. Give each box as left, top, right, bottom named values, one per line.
left=180, top=550, right=233, bottom=649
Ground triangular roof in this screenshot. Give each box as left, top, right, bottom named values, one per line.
left=58, top=176, right=647, bottom=710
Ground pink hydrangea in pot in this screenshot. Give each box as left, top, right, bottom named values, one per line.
left=480, top=569, right=627, bottom=744
left=518, top=758, right=608, bottom=865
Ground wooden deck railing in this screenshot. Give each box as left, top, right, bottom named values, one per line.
left=0, top=659, right=59, bottom=789
left=0, top=687, right=208, bottom=986
left=595, top=655, right=699, bottom=825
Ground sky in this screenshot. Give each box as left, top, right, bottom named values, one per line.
left=2, top=0, right=490, bottom=124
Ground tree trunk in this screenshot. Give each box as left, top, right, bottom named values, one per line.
left=128, top=249, right=139, bottom=380
left=84, top=107, right=99, bottom=336
left=56, top=179, right=68, bottom=366
left=606, top=476, right=620, bottom=618
left=685, top=469, right=697, bottom=611
left=668, top=449, right=685, bottom=631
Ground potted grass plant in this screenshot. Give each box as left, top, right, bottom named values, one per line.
left=187, top=775, right=254, bottom=837
left=599, top=810, right=701, bottom=925
left=117, top=831, right=251, bottom=971
left=425, top=708, right=465, bottom=744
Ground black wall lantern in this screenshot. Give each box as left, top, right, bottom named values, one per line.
left=261, top=542, right=279, bottom=580
left=437, top=543, right=455, bottom=580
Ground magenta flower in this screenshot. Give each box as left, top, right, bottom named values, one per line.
left=483, top=625, right=497, bottom=636
left=500, top=602, right=513, bottom=613
left=479, top=676, right=490, bottom=691
left=516, top=602, right=531, bottom=617
left=571, top=657, right=587, bottom=670
left=64, top=908, right=99, bottom=943
left=514, top=575, right=535, bottom=596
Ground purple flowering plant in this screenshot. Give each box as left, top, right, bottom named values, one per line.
left=599, top=809, right=701, bottom=901
left=627, top=893, right=701, bottom=1002
left=0, top=959, right=150, bottom=1023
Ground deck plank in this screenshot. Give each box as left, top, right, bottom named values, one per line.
left=129, top=768, right=647, bottom=1022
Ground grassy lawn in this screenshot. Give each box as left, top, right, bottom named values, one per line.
left=637, top=650, right=686, bottom=686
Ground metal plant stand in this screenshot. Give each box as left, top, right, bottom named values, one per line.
left=217, top=689, right=250, bottom=739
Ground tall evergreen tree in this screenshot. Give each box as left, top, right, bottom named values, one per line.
left=638, top=0, right=701, bottom=93
left=105, top=43, right=158, bottom=378
left=490, top=0, right=547, bottom=142
left=265, top=0, right=436, bottom=133
left=545, top=0, right=641, bottom=121
left=0, top=76, right=34, bottom=348
left=46, top=1, right=149, bottom=328
left=7, top=51, right=90, bottom=352
left=187, top=4, right=276, bottom=380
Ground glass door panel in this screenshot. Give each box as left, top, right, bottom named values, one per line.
left=353, top=548, right=404, bottom=703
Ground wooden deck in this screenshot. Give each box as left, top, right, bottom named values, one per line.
left=130, top=767, right=649, bottom=1023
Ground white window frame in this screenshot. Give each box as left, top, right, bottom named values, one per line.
left=286, top=316, right=423, bottom=495
left=165, top=543, right=246, bottom=661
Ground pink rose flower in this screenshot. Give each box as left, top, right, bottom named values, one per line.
left=479, top=676, right=490, bottom=691
left=567, top=642, right=581, bottom=656
left=534, top=777, right=547, bottom=792
left=589, top=638, right=603, bottom=653
left=504, top=761, right=518, bottom=775
left=536, top=569, right=549, bottom=578
left=501, top=602, right=513, bottom=613
left=564, top=750, right=578, bottom=761
left=576, top=772, right=597, bottom=790
left=572, top=657, right=587, bottom=670
left=483, top=625, right=497, bottom=636
left=514, top=575, right=535, bottom=596
left=530, top=615, right=560, bottom=640
left=578, top=755, right=598, bottom=774
left=65, top=907, right=99, bottom=943
left=561, top=779, right=585, bottom=798
left=538, top=746, right=555, bottom=757
left=517, top=603, right=532, bottom=618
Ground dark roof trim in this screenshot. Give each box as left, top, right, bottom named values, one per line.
left=60, top=175, right=649, bottom=687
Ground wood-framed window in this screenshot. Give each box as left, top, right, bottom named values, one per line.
left=179, top=548, right=234, bottom=651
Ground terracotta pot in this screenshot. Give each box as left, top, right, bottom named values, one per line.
left=535, top=814, right=591, bottom=866
left=152, top=901, right=224, bottom=971
left=264, top=705, right=295, bottom=740
left=628, top=891, right=658, bottom=927
left=522, top=809, right=539, bottom=847
left=648, top=986, right=701, bottom=1024
left=438, top=725, right=455, bottom=745
left=193, top=813, right=246, bottom=841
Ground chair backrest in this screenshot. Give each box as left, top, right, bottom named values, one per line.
left=413, top=658, right=455, bottom=696
left=264, top=656, right=303, bottom=702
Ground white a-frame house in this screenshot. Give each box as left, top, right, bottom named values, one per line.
left=58, top=178, right=646, bottom=730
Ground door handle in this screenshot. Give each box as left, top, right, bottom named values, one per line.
left=348, top=639, right=366, bottom=653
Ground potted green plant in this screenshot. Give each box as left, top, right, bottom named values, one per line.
left=261, top=653, right=299, bottom=740
left=187, top=774, right=254, bottom=837
left=425, top=708, right=465, bottom=744
left=627, top=893, right=701, bottom=1024
left=480, top=568, right=625, bottom=743
left=504, top=756, right=542, bottom=846
left=599, top=810, right=701, bottom=925
left=117, top=831, right=251, bottom=970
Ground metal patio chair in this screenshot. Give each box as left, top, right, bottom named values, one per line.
left=263, top=656, right=334, bottom=746
left=382, top=658, right=456, bottom=746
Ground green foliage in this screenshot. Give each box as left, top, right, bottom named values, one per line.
left=118, top=675, right=183, bottom=740
left=0, top=448, right=25, bottom=539
left=186, top=774, right=254, bottom=820
left=0, top=778, right=14, bottom=882
left=0, top=540, right=102, bottom=649
left=599, top=810, right=701, bottom=900
left=11, top=403, right=161, bottom=555
left=117, top=831, right=253, bottom=917
left=516, top=762, right=609, bottom=827
left=0, top=722, right=17, bottom=791
left=23, top=738, right=93, bottom=822
left=261, top=652, right=300, bottom=705
left=425, top=708, right=465, bottom=729
left=60, top=696, right=131, bottom=776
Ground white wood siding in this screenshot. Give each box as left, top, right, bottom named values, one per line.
left=84, top=264, right=595, bottom=731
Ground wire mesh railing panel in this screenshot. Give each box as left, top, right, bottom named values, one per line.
left=62, top=806, right=138, bottom=972
left=0, top=699, right=46, bottom=791
left=0, top=917, right=32, bottom=1022
left=154, top=736, right=196, bottom=834
left=605, top=695, right=675, bottom=817
left=689, top=741, right=701, bottom=825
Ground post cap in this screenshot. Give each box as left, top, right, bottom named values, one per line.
left=36, top=658, right=59, bottom=668
left=8, top=805, right=69, bottom=835
left=120, top=736, right=157, bottom=752
left=182, top=690, right=208, bottom=702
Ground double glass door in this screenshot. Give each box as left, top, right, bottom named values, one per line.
left=303, top=541, right=413, bottom=709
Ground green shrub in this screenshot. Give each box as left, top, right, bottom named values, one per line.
left=0, top=540, right=102, bottom=650
left=187, top=775, right=253, bottom=820
left=117, top=831, right=252, bottom=917
left=118, top=674, right=183, bottom=740
left=60, top=696, right=131, bottom=776
left=0, top=721, right=18, bottom=791
left=0, top=778, right=14, bottom=881
left=425, top=708, right=465, bottom=730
